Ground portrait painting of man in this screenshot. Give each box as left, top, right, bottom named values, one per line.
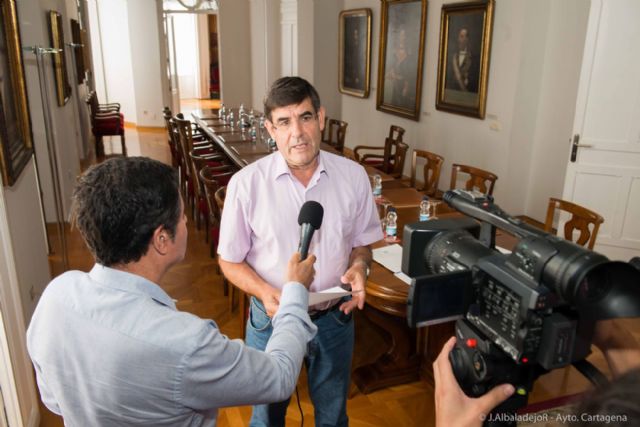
left=339, top=9, right=371, bottom=98
left=376, top=0, right=427, bottom=121
left=436, top=0, right=495, bottom=118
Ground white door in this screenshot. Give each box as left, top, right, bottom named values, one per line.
left=0, top=388, right=8, bottom=427
left=164, top=15, right=181, bottom=113
left=561, top=0, right=640, bottom=261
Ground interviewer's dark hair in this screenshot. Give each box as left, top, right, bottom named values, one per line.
left=264, top=76, right=321, bottom=121
left=575, top=368, right=640, bottom=426
left=71, top=157, right=181, bottom=266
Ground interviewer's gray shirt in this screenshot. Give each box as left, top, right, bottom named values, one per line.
left=27, top=264, right=316, bottom=426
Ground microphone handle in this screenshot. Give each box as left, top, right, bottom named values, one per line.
left=298, top=223, right=314, bottom=260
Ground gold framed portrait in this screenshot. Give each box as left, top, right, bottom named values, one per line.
left=339, top=8, right=372, bottom=98
left=48, top=10, right=72, bottom=106
left=0, top=0, right=34, bottom=186
left=435, top=0, right=495, bottom=119
left=376, top=0, right=428, bottom=121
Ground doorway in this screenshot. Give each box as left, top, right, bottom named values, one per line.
left=162, top=6, right=221, bottom=114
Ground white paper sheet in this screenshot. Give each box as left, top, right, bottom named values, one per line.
left=394, top=271, right=413, bottom=285
left=308, top=286, right=352, bottom=306
left=496, top=246, right=512, bottom=254
left=372, top=244, right=404, bottom=273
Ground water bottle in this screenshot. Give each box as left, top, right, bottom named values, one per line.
left=228, top=111, right=235, bottom=128
left=250, top=125, right=257, bottom=142
left=238, top=104, right=245, bottom=119
left=419, top=195, right=430, bottom=221
left=372, top=174, right=382, bottom=197
left=385, top=207, right=398, bottom=242
left=219, top=103, right=226, bottom=120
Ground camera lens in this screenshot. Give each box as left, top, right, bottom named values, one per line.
left=426, top=230, right=494, bottom=274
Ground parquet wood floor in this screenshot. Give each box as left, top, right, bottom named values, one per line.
left=40, top=100, right=640, bottom=427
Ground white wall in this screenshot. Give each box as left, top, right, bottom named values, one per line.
left=91, top=0, right=138, bottom=124
left=250, top=0, right=281, bottom=109
left=218, top=0, right=252, bottom=107
left=0, top=163, right=43, bottom=427
left=336, top=0, right=589, bottom=220
left=312, top=0, right=340, bottom=119
left=127, top=0, right=166, bottom=127
left=524, top=0, right=590, bottom=220
left=173, top=13, right=199, bottom=99
left=19, top=0, right=83, bottom=222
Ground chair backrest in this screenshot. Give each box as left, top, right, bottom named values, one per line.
left=410, top=149, right=444, bottom=197
left=163, top=108, right=179, bottom=166
left=388, top=125, right=405, bottom=142
left=325, top=119, right=348, bottom=152
left=214, top=186, right=226, bottom=214
left=544, top=198, right=604, bottom=250
left=450, top=163, right=498, bottom=195
left=200, top=166, right=234, bottom=221
left=174, top=116, right=202, bottom=162
left=381, top=138, right=409, bottom=178
left=85, top=91, right=99, bottom=119
left=321, top=116, right=329, bottom=143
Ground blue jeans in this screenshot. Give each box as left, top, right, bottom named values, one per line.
left=246, top=296, right=354, bottom=427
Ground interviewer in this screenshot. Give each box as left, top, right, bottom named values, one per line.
left=27, top=157, right=318, bottom=426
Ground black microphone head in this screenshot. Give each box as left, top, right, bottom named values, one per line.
left=298, top=201, right=324, bottom=230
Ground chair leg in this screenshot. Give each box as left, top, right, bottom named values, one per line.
left=96, top=135, right=105, bottom=159
left=227, top=279, right=234, bottom=312
left=120, top=133, right=127, bottom=157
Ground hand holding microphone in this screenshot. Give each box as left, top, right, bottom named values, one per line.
left=297, top=201, right=324, bottom=260
left=286, top=201, right=324, bottom=288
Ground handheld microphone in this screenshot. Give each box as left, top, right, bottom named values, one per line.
left=298, top=201, right=324, bottom=260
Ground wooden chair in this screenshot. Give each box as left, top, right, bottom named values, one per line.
left=409, top=149, right=444, bottom=197
left=388, top=125, right=405, bottom=142
left=85, top=91, right=126, bottom=158
left=354, top=137, right=409, bottom=179
left=544, top=198, right=604, bottom=250
left=199, top=165, right=234, bottom=255
left=163, top=107, right=179, bottom=168
left=212, top=184, right=247, bottom=331
left=321, top=116, right=329, bottom=143
left=324, top=119, right=348, bottom=153
left=449, top=164, right=498, bottom=195
left=189, top=149, right=230, bottom=232
left=175, top=116, right=221, bottom=218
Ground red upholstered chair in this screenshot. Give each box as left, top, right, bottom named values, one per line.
left=199, top=166, right=235, bottom=257
left=85, top=91, right=126, bottom=158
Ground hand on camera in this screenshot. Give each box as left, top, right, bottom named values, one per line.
left=434, top=337, right=515, bottom=427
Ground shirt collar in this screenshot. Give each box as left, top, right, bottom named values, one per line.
left=89, top=264, right=177, bottom=310
left=274, top=150, right=328, bottom=180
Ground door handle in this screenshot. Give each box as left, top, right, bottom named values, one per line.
left=570, top=134, right=592, bottom=162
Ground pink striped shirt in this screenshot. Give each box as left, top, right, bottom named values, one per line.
left=218, top=150, right=382, bottom=293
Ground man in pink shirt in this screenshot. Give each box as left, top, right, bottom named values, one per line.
left=218, top=77, right=382, bottom=426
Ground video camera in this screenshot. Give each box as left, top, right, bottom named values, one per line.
left=403, top=189, right=640, bottom=425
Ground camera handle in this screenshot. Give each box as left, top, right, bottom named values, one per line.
left=479, top=222, right=496, bottom=249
